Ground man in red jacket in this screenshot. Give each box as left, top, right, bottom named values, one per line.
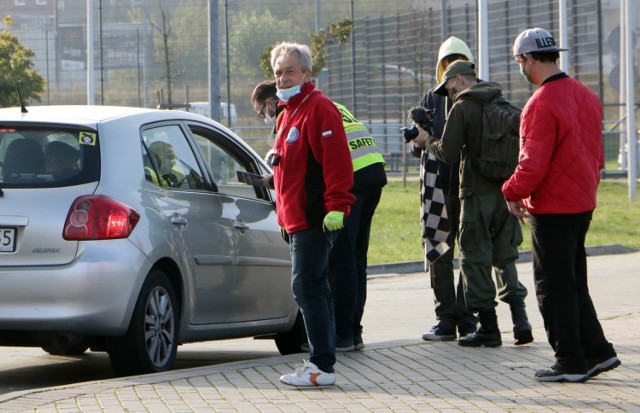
left=269, top=42, right=355, bottom=387
left=503, top=28, right=620, bottom=383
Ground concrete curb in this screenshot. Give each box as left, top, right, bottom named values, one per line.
left=367, top=244, right=636, bottom=276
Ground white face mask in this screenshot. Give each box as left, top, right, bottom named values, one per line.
left=276, top=84, right=301, bottom=103
left=264, top=112, right=276, bottom=126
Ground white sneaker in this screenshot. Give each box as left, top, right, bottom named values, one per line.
left=279, top=360, right=336, bottom=387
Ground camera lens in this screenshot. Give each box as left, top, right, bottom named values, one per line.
left=402, top=126, right=419, bottom=142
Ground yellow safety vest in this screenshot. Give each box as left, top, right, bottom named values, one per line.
left=144, top=166, right=173, bottom=187
left=333, top=102, right=385, bottom=172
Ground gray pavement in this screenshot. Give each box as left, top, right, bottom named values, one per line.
left=1, top=249, right=639, bottom=412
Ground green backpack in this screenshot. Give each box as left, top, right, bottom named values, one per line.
left=468, top=94, right=522, bottom=182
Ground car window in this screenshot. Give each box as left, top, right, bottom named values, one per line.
left=0, top=126, right=100, bottom=187
left=141, top=124, right=206, bottom=190
left=189, top=126, right=268, bottom=201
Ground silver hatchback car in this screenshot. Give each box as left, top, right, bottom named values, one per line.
left=0, top=105, right=305, bottom=375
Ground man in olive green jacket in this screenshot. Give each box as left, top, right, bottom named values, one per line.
left=413, top=60, right=530, bottom=347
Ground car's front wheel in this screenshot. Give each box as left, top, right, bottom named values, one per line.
left=107, top=269, right=179, bottom=375
left=274, top=310, right=307, bottom=355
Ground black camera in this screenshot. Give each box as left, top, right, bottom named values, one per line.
left=401, top=107, right=435, bottom=143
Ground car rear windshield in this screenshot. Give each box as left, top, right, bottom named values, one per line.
left=0, top=127, right=100, bottom=188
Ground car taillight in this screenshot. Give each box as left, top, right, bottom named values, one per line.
left=63, top=195, right=140, bottom=240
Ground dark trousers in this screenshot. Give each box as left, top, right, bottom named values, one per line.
left=330, top=185, right=383, bottom=341
left=429, top=193, right=475, bottom=328
left=531, top=212, right=616, bottom=373
left=290, top=228, right=336, bottom=372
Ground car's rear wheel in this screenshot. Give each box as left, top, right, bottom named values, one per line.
left=107, top=269, right=179, bottom=375
left=274, top=310, right=307, bottom=355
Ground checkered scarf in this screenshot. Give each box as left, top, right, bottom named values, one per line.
left=420, top=150, right=450, bottom=271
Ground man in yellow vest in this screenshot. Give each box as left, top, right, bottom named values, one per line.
left=251, top=81, right=387, bottom=352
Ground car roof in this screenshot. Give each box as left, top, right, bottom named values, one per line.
left=0, top=105, right=205, bottom=127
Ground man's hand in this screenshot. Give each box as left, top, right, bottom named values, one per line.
left=411, top=126, right=429, bottom=148
left=506, top=199, right=530, bottom=224
left=322, top=211, right=345, bottom=232
left=258, top=173, right=274, bottom=189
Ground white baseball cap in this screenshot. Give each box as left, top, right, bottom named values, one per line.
left=513, top=28, right=568, bottom=56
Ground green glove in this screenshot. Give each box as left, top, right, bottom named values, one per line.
left=323, top=211, right=345, bottom=232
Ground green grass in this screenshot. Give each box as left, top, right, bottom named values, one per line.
left=368, top=178, right=640, bottom=264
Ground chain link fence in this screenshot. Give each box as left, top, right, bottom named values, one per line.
left=1, top=0, right=636, bottom=176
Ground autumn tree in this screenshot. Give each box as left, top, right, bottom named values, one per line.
left=0, top=17, right=46, bottom=108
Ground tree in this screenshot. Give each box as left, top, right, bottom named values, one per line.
left=148, top=7, right=181, bottom=106
left=258, top=18, right=354, bottom=79
left=0, top=17, right=46, bottom=108
left=309, top=18, right=354, bottom=78
left=231, top=9, right=306, bottom=81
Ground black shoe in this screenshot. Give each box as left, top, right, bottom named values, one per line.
left=534, top=365, right=588, bottom=383
left=458, top=328, right=501, bottom=347
left=336, top=335, right=354, bottom=352
left=457, top=321, right=478, bottom=338
left=353, top=332, right=365, bottom=351
left=587, top=356, right=621, bottom=378
left=422, top=324, right=456, bottom=341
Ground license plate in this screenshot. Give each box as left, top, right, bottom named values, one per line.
left=0, top=228, right=16, bottom=252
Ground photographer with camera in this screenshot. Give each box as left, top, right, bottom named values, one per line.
left=418, top=60, right=532, bottom=348
left=408, top=37, right=478, bottom=342
left=410, top=38, right=532, bottom=347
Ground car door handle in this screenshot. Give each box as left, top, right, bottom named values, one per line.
left=171, top=217, right=188, bottom=229
left=233, top=221, right=249, bottom=234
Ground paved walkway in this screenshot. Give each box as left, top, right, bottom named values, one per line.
left=1, top=251, right=639, bottom=412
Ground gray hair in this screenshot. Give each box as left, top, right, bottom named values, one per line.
left=270, top=42, right=313, bottom=73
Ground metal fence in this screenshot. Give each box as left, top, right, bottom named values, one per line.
left=323, top=0, right=620, bottom=174
left=1, top=0, right=637, bottom=176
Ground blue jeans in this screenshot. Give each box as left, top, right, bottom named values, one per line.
left=290, top=227, right=336, bottom=373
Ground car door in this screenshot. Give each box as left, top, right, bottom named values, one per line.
left=187, top=124, right=294, bottom=323
left=142, top=123, right=236, bottom=325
